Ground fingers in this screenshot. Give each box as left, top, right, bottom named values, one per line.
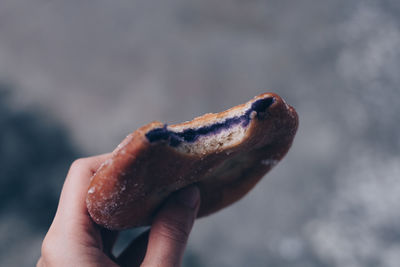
left=141, top=186, right=200, bottom=267
left=40, top=153, right=119, bottom=266
left=57, top=153, right=112, bottom=219
left=116, top=187, right=200, bottom=267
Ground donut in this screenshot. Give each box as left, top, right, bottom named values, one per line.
left=86, top=92, right=298, bottom=230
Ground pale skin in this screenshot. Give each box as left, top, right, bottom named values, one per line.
left=37, top=153, right=201, bottom=267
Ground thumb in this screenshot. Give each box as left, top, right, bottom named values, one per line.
left=141, top=186, right=200, bottom=267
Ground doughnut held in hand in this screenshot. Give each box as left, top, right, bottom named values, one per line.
left=86, top=93, right=298, bottom=230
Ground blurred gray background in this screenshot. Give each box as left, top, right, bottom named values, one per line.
left=1, top=0, right=400, bottom=266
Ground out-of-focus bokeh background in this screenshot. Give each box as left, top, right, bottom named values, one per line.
left=1, top=0, right=399, bottom=266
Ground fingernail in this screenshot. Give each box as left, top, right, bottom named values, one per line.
left=176, top=186, right=200, bottom=209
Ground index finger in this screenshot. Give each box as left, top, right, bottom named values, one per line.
left=56, top=153, right=112, bottom=222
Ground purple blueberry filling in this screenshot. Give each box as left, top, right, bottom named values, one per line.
left=145, top=97, right=275, bottom=147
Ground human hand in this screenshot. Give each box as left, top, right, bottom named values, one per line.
left=37, top=154, right=200, bottom=267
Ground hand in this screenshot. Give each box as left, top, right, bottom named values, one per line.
left=37, top=154, right=200, bottom=267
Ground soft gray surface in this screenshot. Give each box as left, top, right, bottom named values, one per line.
left=1, top=0, right=399, bottom=266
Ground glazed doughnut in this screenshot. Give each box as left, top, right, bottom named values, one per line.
left=86, top=92, right=298, bottom=230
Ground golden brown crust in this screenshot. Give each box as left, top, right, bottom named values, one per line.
left=86, top=93, right=298, bottom=229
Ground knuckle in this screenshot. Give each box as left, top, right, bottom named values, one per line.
left=36, top=257, right=45, bottom=267
left=40, top=232, right=69, bottom=265
left=40, top=237, right=54, bottom=261
left=157, top=215, right=191, bottom=244
left=69, top=158, right=88, bottom=171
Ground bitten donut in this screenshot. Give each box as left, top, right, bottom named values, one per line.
left=86, top=92, right=298, bottom=230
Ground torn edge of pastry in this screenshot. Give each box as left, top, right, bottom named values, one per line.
left=145, top=95, right=275, bottom=155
